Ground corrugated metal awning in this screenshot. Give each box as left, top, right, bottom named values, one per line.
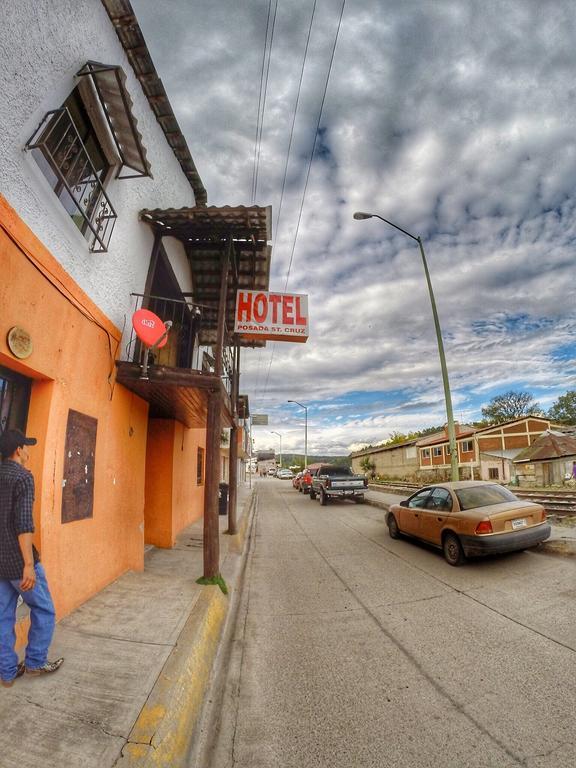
left=140, top=205, right=272, bottom=347
left=77, top=61, right=151, bottom=178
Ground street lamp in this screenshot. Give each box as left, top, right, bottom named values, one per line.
left=287, top=400, right=308, bottom=469
left=270, top=431, right=282, bottom=469
left=353, top=211, right=459, bottom=481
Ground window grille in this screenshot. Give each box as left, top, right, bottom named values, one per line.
left=26, top=105, right=117, bottom=252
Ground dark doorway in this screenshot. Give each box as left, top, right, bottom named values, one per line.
left=0, top=366, right=32, bottom=436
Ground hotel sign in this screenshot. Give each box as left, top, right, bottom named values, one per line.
left=234, top=291, right=309, bottom=343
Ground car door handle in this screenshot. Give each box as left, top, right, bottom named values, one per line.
left=437, top=517, right=445, bottom=522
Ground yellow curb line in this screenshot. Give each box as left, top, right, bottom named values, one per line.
left=118, top=490, right=256, bottom=767
left=119, top=586, right=227, bottom=767
left=227, top=490, right=255, bottom=554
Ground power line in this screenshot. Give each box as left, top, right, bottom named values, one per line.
left=274, top=0, right=318, bottom=245
left=260, top=0, right=347, bottom=402
left=252, top=0, right=280, bottom=203
left=283, top=0, right=347, bottom=292
left=251, top=0, right=272, bottom=203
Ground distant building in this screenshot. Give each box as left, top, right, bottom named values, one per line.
left=256, top=450, right=276, bottom=475
left=351, top=417, right=556, bottom=483
left=513, top=430, right=576, bottom=486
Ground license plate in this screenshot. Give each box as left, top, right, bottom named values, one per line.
left=512, top=518, right=527, bottom=530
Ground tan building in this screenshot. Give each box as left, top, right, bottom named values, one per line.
left=351, top=438, right=419, bottom=479
left=351, top=417, right=555, bottom=484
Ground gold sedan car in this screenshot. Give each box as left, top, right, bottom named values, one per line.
left=387, top=481, right=551, bottom=566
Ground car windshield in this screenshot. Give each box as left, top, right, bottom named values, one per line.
left=455, top=484, right=518, bottom=510
left=322, top=466, right=352, bottom=476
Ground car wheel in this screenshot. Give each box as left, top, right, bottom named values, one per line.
left=309, top=489, right=316, bottom=500
left=387, top=514, right=400, bottom=539
left=298, top=486, right=303, bottom=493
left=354, top=495, right=364, bottom=503
left=443, top=533, right=465, bottom=567
left=320, top=489, right=327, bottom=506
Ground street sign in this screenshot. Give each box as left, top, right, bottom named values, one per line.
left=252, top=414, right=268, bottom=426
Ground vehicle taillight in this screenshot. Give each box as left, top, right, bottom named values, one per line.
left=475, top=520, right=493, bottom=535
left=541, top=509, right=547, bottom=522
left=326, top=478, right=331, bottom=488
left=364, top=478, right=368, bottom=487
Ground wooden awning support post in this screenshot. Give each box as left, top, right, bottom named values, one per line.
left=202, top=243, right=230, bottom=578
left=227, top=343, right=240, bottom=535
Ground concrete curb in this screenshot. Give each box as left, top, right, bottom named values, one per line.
left=363, top=495, right=576, bottom=558
left=535, top=538, right=576, bottom=558
left=118, top=587, right=228, bottom=767
left=116, top=490, right=256, bottom=767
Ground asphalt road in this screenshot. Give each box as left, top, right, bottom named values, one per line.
left=196, top=479, right=576, bottom=768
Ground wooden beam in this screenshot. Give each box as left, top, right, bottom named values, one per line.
left=203, top=244, right=230, bottom=578
left=203, top=388, right=221, bottom=578
left=227, top=343, right=240, bottom=535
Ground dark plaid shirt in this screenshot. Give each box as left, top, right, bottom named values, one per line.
left=0, top=459, right=39, bottom=580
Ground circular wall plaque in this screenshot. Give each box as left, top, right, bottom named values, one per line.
left=7, top=326, right=33, bottom=359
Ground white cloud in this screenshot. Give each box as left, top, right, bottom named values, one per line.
left=133, top=0, right=576, bottom=454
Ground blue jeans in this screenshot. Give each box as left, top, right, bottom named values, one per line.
left=0, top=563, right=56, bottom=682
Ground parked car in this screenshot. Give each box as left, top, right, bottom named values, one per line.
left=386, top=481, right=551, bottom=566
left=277, top=468, right=294, bottom=479
left=310, top=465, right=368, bottom=505
left=298, top=469, right=313, bottom=494
left=267, top=467, right=277, bottom=476
left=293, top=471, right=303, bottom=489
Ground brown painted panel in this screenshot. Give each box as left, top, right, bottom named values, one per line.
left=503, top=435, right=529, bottom=449
left=503, top=422, right=527, bottom=434
left=528, top=419, right=548, bottom=431
left=62, top=409, right=97, bottom=524
left=478, top=437, right=502, bottom=451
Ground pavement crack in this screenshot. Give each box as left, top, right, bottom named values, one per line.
left=336, top=515, right=576, bottom=654
left=58, top=624, right=177, bottom=647
left=19, top=694, right=126, bottom=739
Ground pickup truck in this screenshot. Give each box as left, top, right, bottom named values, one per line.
left=309, top=465, right=368, bottom=505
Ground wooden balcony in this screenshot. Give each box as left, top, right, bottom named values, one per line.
left=115, top=293, right=234, bottom=427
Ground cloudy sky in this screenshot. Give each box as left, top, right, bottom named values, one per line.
left=133, top=0, right=576, bottom=456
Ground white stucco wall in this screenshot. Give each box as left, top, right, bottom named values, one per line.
left=0, top=0, right=197, bottom=333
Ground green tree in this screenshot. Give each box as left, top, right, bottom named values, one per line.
left=548, top=390, right=576, bottom=424
left=481, top=391, right=541, bottom=423
left=359, top=456, right=376, bottom=477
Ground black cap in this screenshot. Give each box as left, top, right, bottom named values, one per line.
left=0, top=429, right=37, bottom=458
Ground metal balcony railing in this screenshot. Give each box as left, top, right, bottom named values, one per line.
left=25, top=108, right=117, bottom=252
left=125, top=294, right=205, bottom=371
left=124, top=295, right=235, bottom=398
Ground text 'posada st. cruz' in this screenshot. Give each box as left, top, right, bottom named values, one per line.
left=234, top=290, right=309, bottom=343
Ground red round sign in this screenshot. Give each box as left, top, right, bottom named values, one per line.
left=132, top=309, right=169, bottom=348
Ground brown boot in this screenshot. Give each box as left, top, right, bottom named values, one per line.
left=25, top=658, right=64, bottom=676
left=1, top=661, right=25, bottom=687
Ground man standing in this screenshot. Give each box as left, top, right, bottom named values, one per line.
left=0, top=429, right=63, bottom=687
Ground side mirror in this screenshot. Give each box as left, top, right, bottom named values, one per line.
left=400, top=499, right=409, bottom=507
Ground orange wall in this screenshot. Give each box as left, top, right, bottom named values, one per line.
left=144, top=419, right=206, bottom=548
left=1, top=198, right=148, bottom=619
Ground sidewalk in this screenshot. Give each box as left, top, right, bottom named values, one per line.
left=364, top=486, right=576, bottom=557
left=0, top=483, right=256, bottom=768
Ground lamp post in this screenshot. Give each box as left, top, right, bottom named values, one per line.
left=270, top=431, right=282, bottom=469
left=287, top=400, right=308, bottom=469
left=353, top=211, right=459, bottom=482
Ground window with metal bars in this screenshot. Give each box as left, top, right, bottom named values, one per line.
left=26, top=88, right=117, bottom=252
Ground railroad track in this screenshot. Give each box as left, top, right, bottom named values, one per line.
left=368, top=482, right=576, bottom=517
